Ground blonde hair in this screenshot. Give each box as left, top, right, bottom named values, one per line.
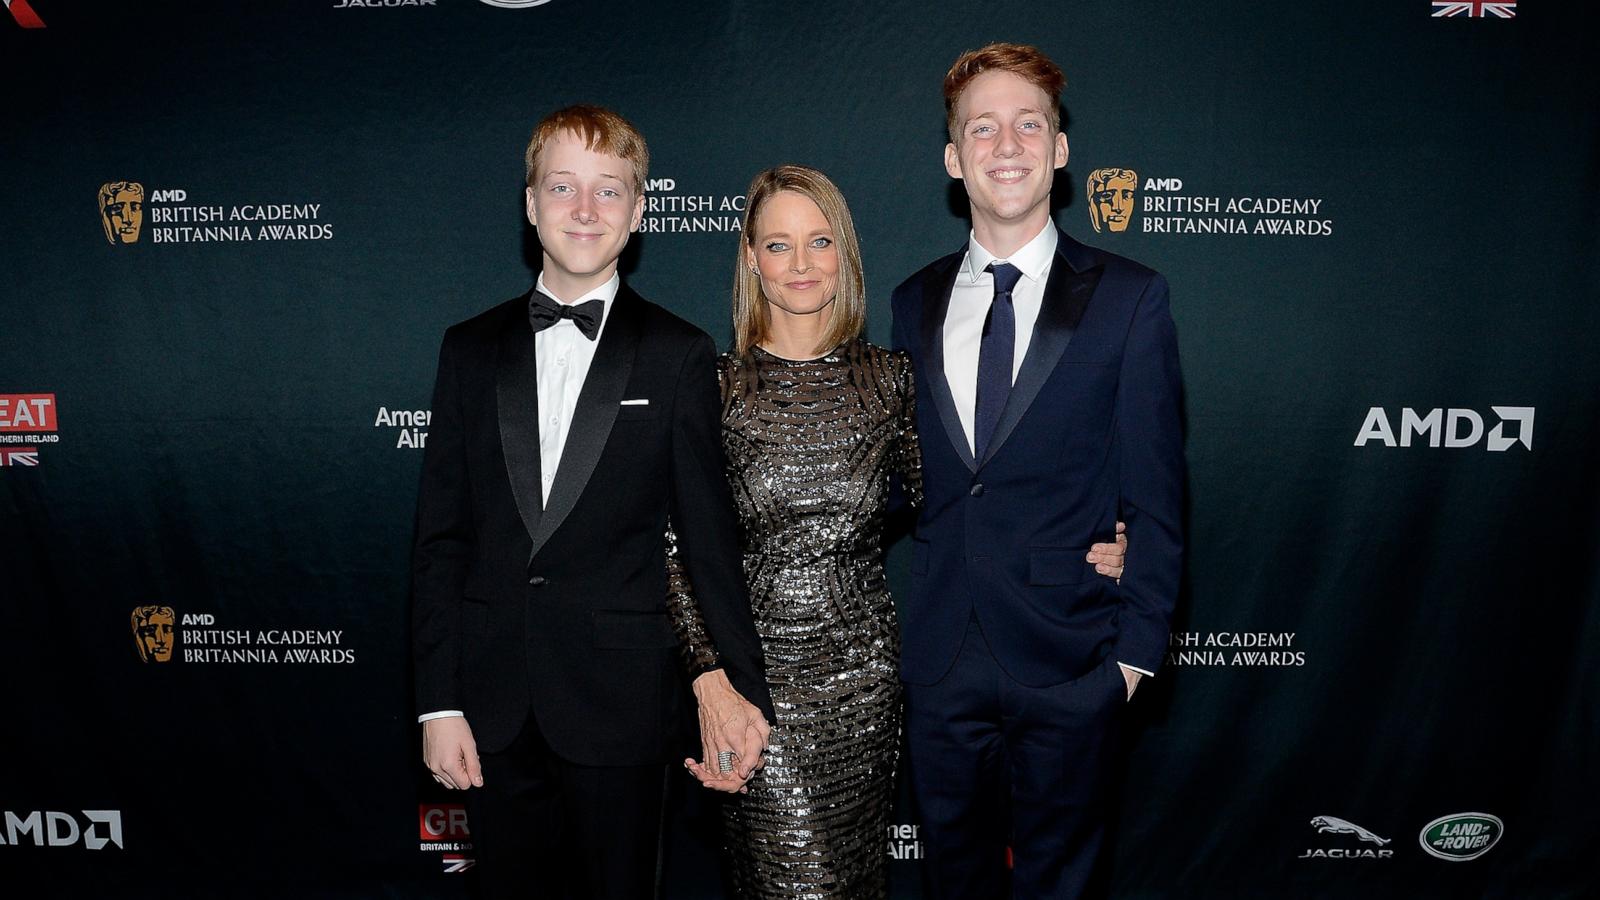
left=524, top=105, right=649, bottom=194
left=731, top=165, right=865, bottom=359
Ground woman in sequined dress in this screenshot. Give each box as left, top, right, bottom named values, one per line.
left=666, top=165, right=920, bottom=899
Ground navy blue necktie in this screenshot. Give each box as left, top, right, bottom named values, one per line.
left=974, top=262, right=1022, bottom=460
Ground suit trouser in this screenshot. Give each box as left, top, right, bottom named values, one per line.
left=905, top=616, right=1126, bottom=900
left=466, top=710, right=668, bottom=900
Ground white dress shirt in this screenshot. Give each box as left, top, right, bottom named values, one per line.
left=532, top=272, right=619, bottom=506
left=943, top=224, right=1057, bottom=456
left=940, top=225, right=1152, bottom=684
left=418, top=272, right=620, bottom=724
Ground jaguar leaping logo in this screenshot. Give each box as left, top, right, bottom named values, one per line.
left=1311, top=816, right=1391, bottom=846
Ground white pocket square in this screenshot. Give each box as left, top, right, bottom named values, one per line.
left=620, top=399, right=649, bottom=406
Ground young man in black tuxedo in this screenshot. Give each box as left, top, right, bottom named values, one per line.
left=411, top=105, right=773, bottom=900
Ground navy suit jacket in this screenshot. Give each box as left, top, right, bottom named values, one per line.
left=890, top=229, right=1184, bottom=688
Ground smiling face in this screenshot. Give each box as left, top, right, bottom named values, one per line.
left=944, top=69, right=1069, bottom=245
left=746, top=190, right=840, bottom=323
left=525, top=130, right=645, bottom=298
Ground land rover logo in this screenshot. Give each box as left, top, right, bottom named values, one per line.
left=1419, top=812, right=1503, bottom=861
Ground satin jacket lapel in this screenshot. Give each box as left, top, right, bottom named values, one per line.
left=526, top=287, right=641, bottom=562
left=496, top=294, right=544, bottom=547
left=977, top=233, right=1104, bottom=469
left=920, top=251, right=977, bottom=472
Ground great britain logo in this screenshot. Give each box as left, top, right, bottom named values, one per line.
left=419, top=804, right=475, bottom=873
left=0, top=393, right=59, bottom=466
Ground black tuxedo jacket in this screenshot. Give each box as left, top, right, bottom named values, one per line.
left=411, top=285, right=773, bottom=766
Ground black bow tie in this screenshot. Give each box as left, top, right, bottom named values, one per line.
left=528, top=291, right=604, bottom=341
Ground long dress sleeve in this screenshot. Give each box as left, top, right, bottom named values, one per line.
left=664, top=356, right=739, bottom=680
left=890, top=349, right=924, bottom=512
left=665, top=520, right=724, bottom=677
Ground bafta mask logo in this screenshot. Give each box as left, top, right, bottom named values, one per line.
left=99, top=181, right=145, bottom=244
left=1087, top=168, right=1138, bottom=234
left=131, top=605, right=176, bottom=663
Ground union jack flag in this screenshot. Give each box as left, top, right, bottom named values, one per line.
left=1432, top=1, right=1517, bottom=17
left=0, top=447, right=40, bottom=466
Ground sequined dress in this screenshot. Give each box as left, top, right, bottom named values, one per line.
left=667, top=338, right=922, bottom=899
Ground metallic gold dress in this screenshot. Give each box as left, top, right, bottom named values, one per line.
left=667, top=338, right=922, bottom=899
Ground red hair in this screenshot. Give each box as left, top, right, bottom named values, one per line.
left=524, top=104, right=650, bottom=194
left=943, top=43, right=1066, bottom=143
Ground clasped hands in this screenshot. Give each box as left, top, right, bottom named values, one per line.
left=684, top=669, right=770, bottom=793
left=429, top=530, right=1127, bottom=793
left=683, top=525, right=1129, bottom=790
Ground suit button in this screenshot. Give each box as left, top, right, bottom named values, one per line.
left=970, top=483, right=984, bottom=497
left=527, top=576, right=547, bottom=586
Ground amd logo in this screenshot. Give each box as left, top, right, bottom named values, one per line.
left=0, top=810, right=123, bottom=850
left=1355, top=407, right=1534, bottom=451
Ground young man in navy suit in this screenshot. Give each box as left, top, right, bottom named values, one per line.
left=891, top=43, right=1185, bottom=899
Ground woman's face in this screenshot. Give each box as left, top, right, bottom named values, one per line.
left=747, top=190, right=839, bottom=320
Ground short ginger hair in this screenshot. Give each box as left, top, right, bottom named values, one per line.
left=523, top=104, right=650, bottom=194
left=943, top=42, right=1066, bottom=143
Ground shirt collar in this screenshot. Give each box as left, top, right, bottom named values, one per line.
left=535, top=271, right=621, bottom=308
left=962, top=223, right=1058, bottom=285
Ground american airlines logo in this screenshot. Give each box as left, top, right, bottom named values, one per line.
left=0, top=810, right=123, bottom=850
left=1354, top=407, right=1533, bottom=451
